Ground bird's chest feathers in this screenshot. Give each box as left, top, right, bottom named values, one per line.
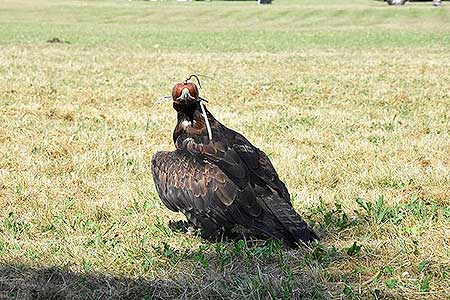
left=178, top=117, right=206, bottom=136
left=180, top=120, right=194, bottom=129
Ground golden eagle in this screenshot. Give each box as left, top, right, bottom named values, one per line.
left=151, top=77, right=317, bottom=246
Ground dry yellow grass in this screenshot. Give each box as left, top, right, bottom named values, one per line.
left=0, top=0, right=449, bottom=299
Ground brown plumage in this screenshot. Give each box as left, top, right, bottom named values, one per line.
left=151, top=77, right=318, bottom=246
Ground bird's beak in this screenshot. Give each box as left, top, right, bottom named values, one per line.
left=177, top=88, right=194, bottom=103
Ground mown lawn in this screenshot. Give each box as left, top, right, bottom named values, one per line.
left=0, top=0, right=449, bottom=299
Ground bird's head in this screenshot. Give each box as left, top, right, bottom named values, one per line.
left=172, top=79, right=200, bottom=111
left=170, top=75, right=213, bottom=140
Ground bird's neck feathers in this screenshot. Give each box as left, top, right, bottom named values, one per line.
left=173, top=105, right=215, bottom=146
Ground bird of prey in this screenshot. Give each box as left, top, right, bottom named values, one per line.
left=151, top=76, right=318, bottom=246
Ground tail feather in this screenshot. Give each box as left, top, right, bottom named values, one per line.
left=281, top=206, right=318, bottom=243
left=258, top=195, right=319, bottom=246
left=246, top=210, right=318, bottom=247
left=285, top=223, right=318, bottom=245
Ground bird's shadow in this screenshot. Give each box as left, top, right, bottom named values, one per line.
left=168, top=220, right=288, bottom=247
left=168, top=219, right=319, bottom=249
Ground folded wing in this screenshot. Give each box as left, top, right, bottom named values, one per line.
left=152, top=125, right=317, bottom=245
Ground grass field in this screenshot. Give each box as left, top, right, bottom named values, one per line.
left=1, top=0, right=449, bottom=299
